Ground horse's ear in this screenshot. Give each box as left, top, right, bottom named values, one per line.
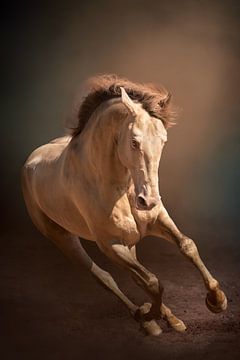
left=120, top=87, right=137, bottom=116
left=159, top=92, right=172, bottom=108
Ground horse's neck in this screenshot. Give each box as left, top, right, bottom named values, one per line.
left=69, top=100, right=130, bottom=197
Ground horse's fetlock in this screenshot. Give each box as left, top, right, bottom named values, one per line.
left=148, top=275, right=163, bottom=298
left=208, top=279, right=219, bottom=291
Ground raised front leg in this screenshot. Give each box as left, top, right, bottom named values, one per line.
left=148, top=204, right=227, bottom=313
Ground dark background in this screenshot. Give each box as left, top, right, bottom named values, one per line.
left=1, top=1, right=240, bottom=359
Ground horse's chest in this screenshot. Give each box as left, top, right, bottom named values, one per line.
left=109, top=201, right=158, bottom=247
left=109, top=203, right=141, bottom=247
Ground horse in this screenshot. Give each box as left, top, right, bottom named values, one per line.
left=21, top=74, right=227, bottom=336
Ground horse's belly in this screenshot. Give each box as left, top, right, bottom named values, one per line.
left=57, top=214, right=96, bottom=241
left=37, top=195, right=96, bottom=241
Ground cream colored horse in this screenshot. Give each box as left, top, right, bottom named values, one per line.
left=22, top=76, right=227, bottom=336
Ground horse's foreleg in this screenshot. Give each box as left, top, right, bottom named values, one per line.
left=148, top=205, right=227, bottom=313
left=98, top=240, right=186, bottom=334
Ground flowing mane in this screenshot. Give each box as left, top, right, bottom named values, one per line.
left=70, top=74, right=177, bottom=137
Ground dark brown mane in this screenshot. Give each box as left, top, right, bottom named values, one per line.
left=70, top=74, right=177, bottom=137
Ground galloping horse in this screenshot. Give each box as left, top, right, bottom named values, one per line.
left=22, top=75, right=227, bottom=335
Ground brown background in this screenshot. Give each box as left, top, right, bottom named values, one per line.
left=1, top=1, right=240, bottom=359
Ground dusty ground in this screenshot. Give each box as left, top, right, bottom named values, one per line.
left=1, top=216, right=240, bottom=360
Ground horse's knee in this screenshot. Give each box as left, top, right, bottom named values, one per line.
left=180, top=237, right=198, bottom=258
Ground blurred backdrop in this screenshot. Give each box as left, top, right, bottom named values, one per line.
left=2, top=0, right=240, bottom=239
left=1, top=2, right=240, bottom=359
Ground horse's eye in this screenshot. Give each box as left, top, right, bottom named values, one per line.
left=131, top=139, right=139, bottom=149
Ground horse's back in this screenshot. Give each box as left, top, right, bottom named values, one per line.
left=49, top=135, right=72, bottom=145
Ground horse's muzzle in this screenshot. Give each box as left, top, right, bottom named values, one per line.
left=136, top=195, right=159, bottom=211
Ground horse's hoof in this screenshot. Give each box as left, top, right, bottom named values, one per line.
left=141, top=319, right=162, bottom=336
left=206, top=290, right=227, bottom=313
left=134, top=303, right=162, bottom=336
left=165, top=313, right=187, bottom=332
left=170, top=319, right=187, bottom=332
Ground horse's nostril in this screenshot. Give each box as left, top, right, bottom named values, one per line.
left=137, top=195, right=147, bottom=208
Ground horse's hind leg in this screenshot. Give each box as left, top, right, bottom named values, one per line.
left=27, top=208, right=138, bottom=311
left=23, top=198, right=162, bottom=333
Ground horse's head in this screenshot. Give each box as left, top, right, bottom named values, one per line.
left=117, top=87, right=168, bottom=211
